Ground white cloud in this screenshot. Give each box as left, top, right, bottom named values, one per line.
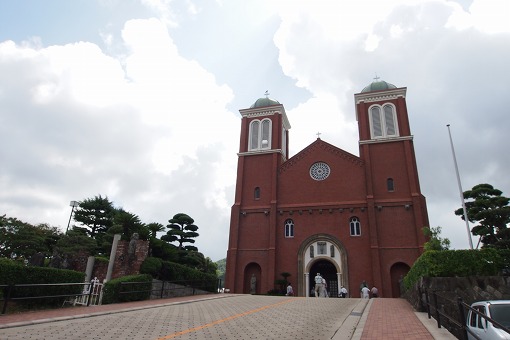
left=0, top=16, right=238, bottom=260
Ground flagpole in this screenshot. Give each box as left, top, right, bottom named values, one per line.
left=447, top=124, right=474, bottom=249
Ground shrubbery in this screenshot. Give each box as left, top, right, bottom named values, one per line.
left=403, top=248, right=510, bottom=290
left=140, top=257, right=162, bottom=277
left=140, top=257, right=218, bottom=293
left=102, top=274, right=152, bottom=304
left=0, top=259, right=85, bottom=307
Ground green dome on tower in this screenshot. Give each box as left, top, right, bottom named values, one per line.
left=250, top=92, right=280, bottom=108
left=361, top=79, right=397, bottom=93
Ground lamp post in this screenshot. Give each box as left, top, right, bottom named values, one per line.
left=66, top=200, right=79, bottom=234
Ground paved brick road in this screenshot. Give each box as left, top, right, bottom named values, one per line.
left=1, top=295, right=364, bottom=340
left=1, top=295, right=458, bottom=339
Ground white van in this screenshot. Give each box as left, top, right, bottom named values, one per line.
left=466, top=300, right=510, bottom=340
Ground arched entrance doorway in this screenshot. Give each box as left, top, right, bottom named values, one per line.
left=298, top=234, right=348, bottom=297
left=390, top=262, right=410, bottom=297
left=309, top=260, right=338, bottom=297
left=244, top=262, right=261, bottom=294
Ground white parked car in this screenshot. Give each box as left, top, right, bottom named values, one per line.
left=466, top=300, right=510, bottom=340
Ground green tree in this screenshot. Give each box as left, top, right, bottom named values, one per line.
left=146, top=222, right=165, bottom=256
left=55, top=226, right=98, bottom=257
left=179, top=251, right=217, bottom=274
left=110, top=208, right=148, bottom=240
left=216, top=258, right=226, bottom=283
left=422, top=226, right=450, bottom=251
left=73, top=195, right=115, bottom=238
left=149, top=238, right=179, bottom=262
left=147, top=222, right=165, bottom=239
left=455, top=183, right=510, bottom=249
left=98, top=209, right=149, bottom=255
left=162, top=213, right=199, bottom=251
left=0, top=215, right=62, bottom=259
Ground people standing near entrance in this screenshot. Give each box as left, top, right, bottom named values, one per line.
left=371, top=286, right=379, bottom=298
left=314, top=273, right=323, bottom=297
left=340, top=286, right=348, bottom=298
left=286, top=283, right=294, bottom=296
left=321, top=277, right=329, bottom=297
left=360, top=280, right=368, bottom=298
left=361, top=286, right=370, bottom=299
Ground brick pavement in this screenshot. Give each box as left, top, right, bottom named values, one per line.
left=359, top=298, right=433, bottom=340
left=0, top=294, right=223, bottom=328
left=0, top=295, right=456, bottom=339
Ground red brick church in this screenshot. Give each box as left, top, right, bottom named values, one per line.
left=225, top=79, right=429, bottom=298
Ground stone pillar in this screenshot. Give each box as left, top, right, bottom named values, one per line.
left=106, top=234, right=121, bottom=282
left=85, top=256, right=95, bottom=282
left=305, top=273, right=309, bottom=297
left=337, top=272, right=342, bottom=298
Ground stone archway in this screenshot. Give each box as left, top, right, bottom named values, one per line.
left=298, top=234, right=348, bottom=297
left=309, top=259, right=338, bottom=297
left=390, top=262, right=410, bottom=297
left=243, top=262, right=262, bottom=294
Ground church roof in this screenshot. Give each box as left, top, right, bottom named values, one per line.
left=361, top=79, right=397, bottom=93
left=250, top=97, right=280, bottom=108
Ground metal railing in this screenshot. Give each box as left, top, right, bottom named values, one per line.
left=1, top=278, right=220, bottom=314
left=1, top=280, right=101, bottom=315
left=420, top=288, right=510, bottom=340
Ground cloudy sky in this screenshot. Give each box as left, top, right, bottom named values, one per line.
left=1, top=0, right=509, bottom=261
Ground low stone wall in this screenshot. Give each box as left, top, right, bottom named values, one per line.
left=406, top=276, right=510, bottom=312
left=404, top=276, right=510, bottom=339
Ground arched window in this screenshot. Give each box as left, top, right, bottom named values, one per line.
left=261, top=119, right=271, bottom=149
left=369, top=104, right=398, bottom=139
left=249, top=120, right=260, bottom=150
left=285, top=219, right=294, bottom=238
left=248, top=119, right=272, bottom=150
left=349, top=217, right=361, bottom=236
left=254, top=187, right=260, bottom=199
left=387, top=178, right=394, bottom=192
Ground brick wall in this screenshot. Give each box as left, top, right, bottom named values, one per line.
left=87, top=239, right=149, bottom=282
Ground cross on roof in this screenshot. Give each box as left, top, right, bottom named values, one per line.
left=316, top=132, right=321, bottom=139
left=264, top=90, right=270, bottom=98
left=374, top=74, right=380, bottom=81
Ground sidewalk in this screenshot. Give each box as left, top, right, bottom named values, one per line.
left=0, top=294, right=229, bottom=329
left=352, top=298, right=457, bottom=340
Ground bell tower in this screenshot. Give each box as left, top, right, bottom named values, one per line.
left=225, top=94, right=291, bottom=294
left=355, top=79, right=429, bottom=296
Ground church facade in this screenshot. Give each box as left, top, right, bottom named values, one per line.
left=225, top=80, right=429, bottom=298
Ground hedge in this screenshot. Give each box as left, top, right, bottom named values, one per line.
left=403, top=248, right=510, bottom=290
left=102, top=274, right=152, bottom=304
left=0, top=259, right=85, bottom=305
left=140, top=257, right=218, bottom=293
left=139, top=257, right=162, bottom=277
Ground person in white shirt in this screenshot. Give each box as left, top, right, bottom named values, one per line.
left=314, top=273, right=323, bottom=297
left=340, top=286, right=348, bottom=298
left=361, top=286, right=370, bottom=299
left=286, top=283, right=294, bottom=296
